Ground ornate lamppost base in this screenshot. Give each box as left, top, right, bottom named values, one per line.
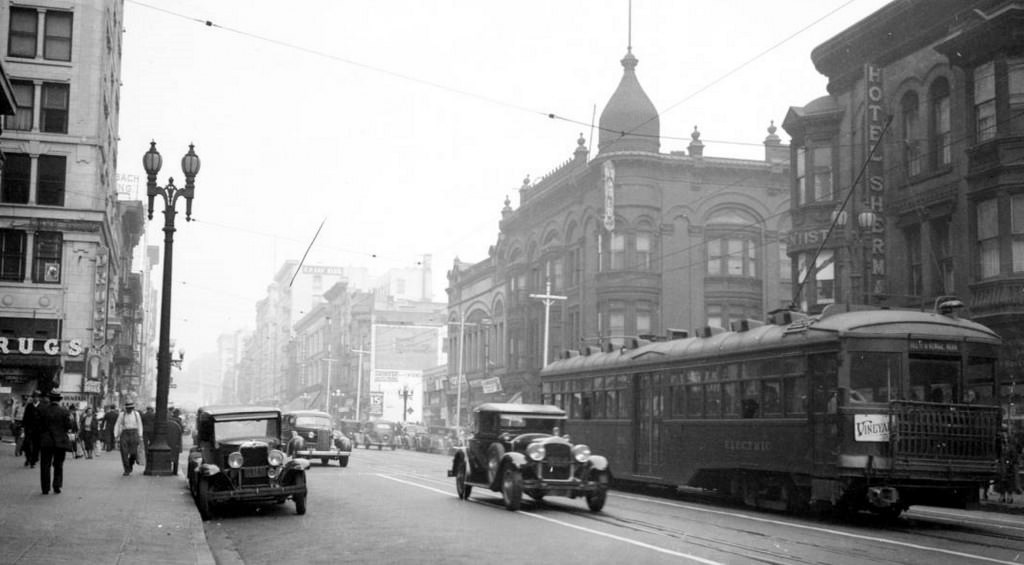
left=144, top=444, right=176, bottom=476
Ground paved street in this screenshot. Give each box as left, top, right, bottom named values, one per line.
left=0, top=439, right=212, bottom=565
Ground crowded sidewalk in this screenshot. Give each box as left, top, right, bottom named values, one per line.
left=0, top=438, right=213, bottom=565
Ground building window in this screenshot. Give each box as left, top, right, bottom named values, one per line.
left=779, top=240, right=792, bottom=282
left=606, top=301, right=625, bottom=347
left=812, top=146, right=833, bottom=202
left=37, top=155, right=66, bottom=206
left=567, top=248, right=580, bottom=286
left=1010, top=58, right=1024, bottom=135
left=795, top=147, right=806, bottom=205
left=974, top=62, right=996, bottom=142
left=931, top=217, right=954, bottom=294
left=636, top=302, right=651, bottom=336
left=795, top=144, right=833, bottom=205
left=610, top=233, right=625, bottom=270
left=901, top=91, right=922, bottom=177
left=7, top=80, right=33, bottom=131
left=930, top=79, right=952, bottom=168
left=551, top=259, right=564, bottom=290
left=33, top=232, right=63, bottom=283
left=906, top=226, right=922, bottom=297
left=636, top=232, right=652, bottom=270
left=43, top=11, right=72, bottom=62
left=1, top=154, right=31, bottom=204
left=707, top=238, right=756, bottom=277
left=0, top=230, right=27, bottom=281
left=797, top=251, right=835, bottom=307
left=1012, top=195, right=1024, bottom=273
left=40, top=83, right=69, bottom=134
left=977, top=198, right=999, bottom=278
left=707, top=304, right=722, bottom=329
left=8, top=8, right=38, bottom=59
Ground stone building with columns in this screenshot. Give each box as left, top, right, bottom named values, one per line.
left=444, top=47, right=791, bottom=426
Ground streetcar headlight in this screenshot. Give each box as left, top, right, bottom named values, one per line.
left=526, top=443, right=546, bottom=461
left=268, top=449, right=285, bottom=467
left=227, top=452, right=243, bottom=469
left=572, top=444, right=591, bottom=463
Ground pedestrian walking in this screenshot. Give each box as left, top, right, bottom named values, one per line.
left=21, top=391, right=42, bottom=468
left=67, top=405, right=82, bottom=459
left=37, top=391, right=74, bottom=494
left=114, top=401, right=143, bottom=476
left=102, top=405, right=118, bottom=451
left=79, top=407, right=100, bottom=459
left=167, top=417, right=183, bottom=475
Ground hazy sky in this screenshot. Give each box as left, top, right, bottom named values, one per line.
left=117, top=0, right=892, bottom=361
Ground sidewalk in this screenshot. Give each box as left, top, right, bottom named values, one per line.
left=0, top=440, right=214, bottom=565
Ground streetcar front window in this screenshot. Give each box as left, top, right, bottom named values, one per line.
left=908, top=356, right=957, bottom=402
left=850, top=352, right=899, bottom=402
left=965, top=357, right=997, bottom=405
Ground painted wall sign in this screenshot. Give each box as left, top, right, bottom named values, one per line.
left=854, top=413, right=891, bottom=442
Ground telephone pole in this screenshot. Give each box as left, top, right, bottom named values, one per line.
left=529, top=278, right=567, bottom=367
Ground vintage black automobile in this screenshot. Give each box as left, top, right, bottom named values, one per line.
left=361, top=419, right=398, bottom=450
left=187, top=405, right=309, bottom=520
left=282, top=409, right=352, bottom=467
left=448, top=403, right=611, bottom=511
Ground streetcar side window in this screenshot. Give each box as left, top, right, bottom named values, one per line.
left=742, top=381, right=761, bottom=418
left=850, top=352, right=899, bottom=402
left=762, top=380, right=782, bottom=415
left=965, top=357, right=997, bottom=405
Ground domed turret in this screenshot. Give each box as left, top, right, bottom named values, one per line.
left=598, top=49, right=660, bottom=154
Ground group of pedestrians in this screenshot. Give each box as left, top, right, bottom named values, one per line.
left=11, top=392, right=187, bottom=494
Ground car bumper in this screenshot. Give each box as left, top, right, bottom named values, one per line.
left=207, top=484, right=307, bottom=503
left=296, top=449, right=351, bottom=458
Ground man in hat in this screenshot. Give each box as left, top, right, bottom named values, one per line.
left=37, top=391, right=73, bottom=494
left=21, top=391, right=42, bottom=468
left=114, top=401, right=143, bottom=476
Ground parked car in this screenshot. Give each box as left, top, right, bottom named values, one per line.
left=187, top=405, right=309, bottom=520
left=282, top=409, right=352, bottom=467
left=362, top=420, right=398, bottom=450
left=448, top=403, right=610, bottom=512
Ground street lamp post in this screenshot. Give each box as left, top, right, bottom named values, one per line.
left=398, top=385, right=413, bottom=422
left=143, top=141, right=200, bottom=476
left=352, top=346, right=369, bottom=421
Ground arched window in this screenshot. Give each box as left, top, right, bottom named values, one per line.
left=901, top=91, right=922, bottom=177
left=930, top=78, right=951, bottom=168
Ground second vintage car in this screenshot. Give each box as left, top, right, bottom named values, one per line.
left=448, top=403, right=611, bottom=511
left=282, top=409, right=352, bottom=467
left=361, top=419, right=399, bottom=450
left=187, top=405, right=310, bottom=520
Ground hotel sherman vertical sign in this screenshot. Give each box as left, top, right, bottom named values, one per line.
left=865, top=64, right=886, bottom=297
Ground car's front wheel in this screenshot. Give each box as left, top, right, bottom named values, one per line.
left=586, top=470, right=610, bottom=512
left=339, top=456, right=349, bottom=468
left=293, top=474, right=307, bottom=515
left=196, top=478, right=213, bottom=521
left=456, top=462, right=472, bottom=500
left=501, top=466, right=523, bottom=511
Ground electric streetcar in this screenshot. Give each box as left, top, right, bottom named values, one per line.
left=539, top=299, right=1003, bottom=516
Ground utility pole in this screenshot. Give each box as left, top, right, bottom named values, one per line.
left=352, top=346, right=369, bottom=420
left=529, top=278, right=567, bottom=368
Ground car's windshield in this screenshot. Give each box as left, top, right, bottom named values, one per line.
left=374, top=423, right=394, bottom=431
left=295, top=415, right=331, bottom=428
left=497, top=415, right=562, bottom=434
left=215, top=418, right=279, bottom=442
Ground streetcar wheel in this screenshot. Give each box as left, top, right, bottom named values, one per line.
left=586, top=471, right=609, bottom=512
left=501, top=466, right=523, bottom=511
left=456, top=463, right=472, bottom=500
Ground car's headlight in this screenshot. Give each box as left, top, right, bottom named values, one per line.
left=307, top=431, right=316, bottom=440
left=227, top=452, right=243, bottom=469
left=526, top=443, right=546, bottom=461
left=571, top=444, right=591, bottom=463
left=268, top=449, right=285, bottom=467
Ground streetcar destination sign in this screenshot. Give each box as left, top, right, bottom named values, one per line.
left=908, top=340, right=959, bottom=354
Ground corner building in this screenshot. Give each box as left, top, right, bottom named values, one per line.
left=782, top=0, right=1023, bottom=421
left=0, top=1, right=143, bottom=414
left=445, top=48, right=791, bottom=425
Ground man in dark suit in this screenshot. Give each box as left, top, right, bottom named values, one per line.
left=21, top=391, right=42, bottom=468
left=37, top=391, right=73, bottom=495
left=102, top=405, right=119, bottom=451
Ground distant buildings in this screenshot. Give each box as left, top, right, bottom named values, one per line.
left=0, top=1, right=146, bottom=420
